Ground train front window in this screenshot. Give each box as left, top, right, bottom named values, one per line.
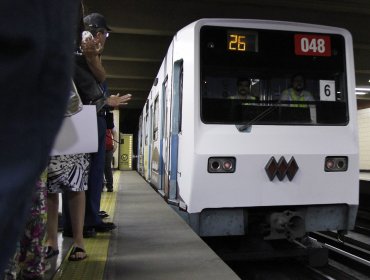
left=200, top=26, right=349, bottom=125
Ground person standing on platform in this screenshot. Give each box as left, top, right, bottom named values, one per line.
left=3, top=172, right=48, bottom=279
left=63, top=13, right=131, bottom=238
left=0, top=0, right=79, bottom=272
left=104, top=112, right=118, bottom=192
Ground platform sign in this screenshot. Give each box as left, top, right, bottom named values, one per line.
left=119, top=133, right=133, bottom=170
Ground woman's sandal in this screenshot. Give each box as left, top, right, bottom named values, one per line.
left=68, top=246, right=87, bottom=261
left=45, top=246, right=59, bottom=259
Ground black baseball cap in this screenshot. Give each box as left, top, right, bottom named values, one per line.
left=84, top=13, right=111, bottom=31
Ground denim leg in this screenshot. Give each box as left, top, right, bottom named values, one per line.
left=85, top=116, right=106, bottom=226
left=104, top=150, right=114, bottom=187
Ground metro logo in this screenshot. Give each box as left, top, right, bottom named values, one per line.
left=294, top=34, right=331, bottom=56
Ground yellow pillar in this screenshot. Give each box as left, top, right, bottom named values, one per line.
left=119, top=133, right=133, bottom=170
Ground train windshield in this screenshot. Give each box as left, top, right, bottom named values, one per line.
left=200, top=26, right=349, bottom=125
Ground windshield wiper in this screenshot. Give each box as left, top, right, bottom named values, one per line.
left=236, top=104, right=278, bottom=132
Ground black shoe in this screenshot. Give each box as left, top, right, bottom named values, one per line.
left=62, top=227, right=96, bottom=238
left=98, top=211, right=109, bottom=218
left=94, top=222, right=116, bottom=232
left=83, top=227, right=97, bottom=238
left=106, top=185, right=113, bottom=192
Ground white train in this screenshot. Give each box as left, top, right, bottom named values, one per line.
left=137, top=19, right=359, bottom=240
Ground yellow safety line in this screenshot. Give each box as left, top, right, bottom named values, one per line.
left=52, top=171, right=120, bottom=280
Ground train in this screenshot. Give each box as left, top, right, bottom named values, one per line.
left=137, top=18, right=359, bottom=240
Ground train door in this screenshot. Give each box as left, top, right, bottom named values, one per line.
left=143, top=102, right=151, bottom=180
left=166, top=59, right=183, bottom=202
left=162, top=76, right=170, bottom=197
left=137, top=114, right=143, bottom=173
left=150, top=95, right=160, bottom=187
left=154, top=79, right=166, bottom=193
left=147, top=104, right=153, bottom=181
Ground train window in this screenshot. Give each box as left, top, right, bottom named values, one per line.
left=173, top=60, right=183, bottom=133
left=200, top=26, right=348, bottom=126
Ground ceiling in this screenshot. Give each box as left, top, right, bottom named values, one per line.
left=84, top=0, right=370, bottom=128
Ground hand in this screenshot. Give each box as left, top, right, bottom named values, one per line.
left=80, top=38, right=102, bottom=56
left=106, top=94, right=132, bottom=107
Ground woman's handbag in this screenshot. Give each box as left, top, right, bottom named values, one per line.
left=50, top=79, right=98, bottom=156
left=65, top=80, right=83, bottom=117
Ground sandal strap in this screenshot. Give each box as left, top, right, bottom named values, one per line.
left=70, top=246, right=86, bottom=254
left=68, top=246, right=87, bottom=261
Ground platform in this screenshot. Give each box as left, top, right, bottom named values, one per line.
left=360, top=171, right=370, bottom=182
left=49, top=171, right=239, bottom=280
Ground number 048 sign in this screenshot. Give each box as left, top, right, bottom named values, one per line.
left=320, top=80, right=336, bottom=101
left=294, top=34, right=331, bottom=56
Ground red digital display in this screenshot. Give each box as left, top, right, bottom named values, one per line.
left=294, top=34, right=331, bottom=56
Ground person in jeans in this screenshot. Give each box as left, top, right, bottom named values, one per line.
left=103, top=112, right=118, bottom=192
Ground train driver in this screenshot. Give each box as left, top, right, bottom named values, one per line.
left=229, top=78, right=256, bottom=100
left=280, top=74, right=314, bottom=106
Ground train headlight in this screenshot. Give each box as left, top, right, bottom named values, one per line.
left=325, top=156, right=348, bottom=172
left=208, top=157, right=236, bottom=173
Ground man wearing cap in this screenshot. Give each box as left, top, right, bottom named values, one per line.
left=63, top=13, right=131, bottom=237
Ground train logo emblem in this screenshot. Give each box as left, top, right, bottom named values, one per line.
left=265, top=156, right=299, bottom=181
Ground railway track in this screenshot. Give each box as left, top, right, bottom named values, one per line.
left=309, top=231, right=370, bottom=278
left=205, top=231, right=370, bottom=279
left=355, top=210, right=370, bottom=236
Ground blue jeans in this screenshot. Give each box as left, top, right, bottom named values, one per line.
left=85, top=115, right=107, bottom=226
left=104, top=149, right=114, bottom=188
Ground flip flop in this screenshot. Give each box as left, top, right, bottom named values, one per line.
left=68, top=246, right=87, bottom=261
left=45, top=246, right=59, bottom=259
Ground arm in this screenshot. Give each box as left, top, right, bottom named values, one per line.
left=106, top=93, right=132, bottom=107
left=85, top=55, right=106, bottom=83
left=80, top=38, right=106, bottom=82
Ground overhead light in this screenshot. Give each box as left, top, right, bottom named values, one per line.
left=355, top=87, right=370, bottom=92
left=355, top=87, right=370, bottom=95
